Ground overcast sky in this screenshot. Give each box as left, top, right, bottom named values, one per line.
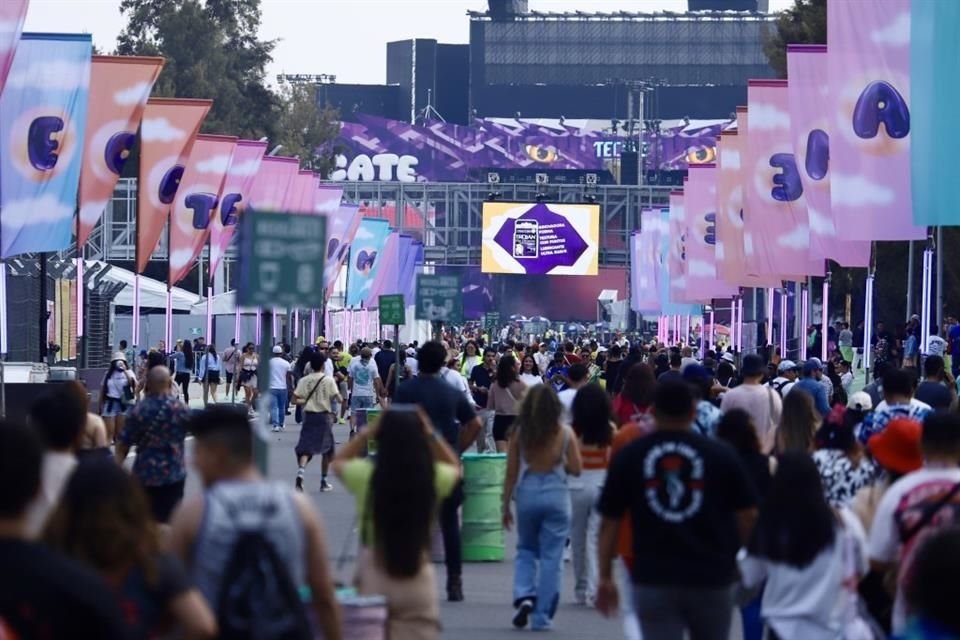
left=25, top=0, right=793, bottom=85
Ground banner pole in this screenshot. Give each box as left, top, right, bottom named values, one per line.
left=766, top=288, right=774, bottom=351
left=821, top=268, right=830, bottom=362
left=936, top=226, right=944, bottom=334
left=779, top=287, right=788, bottom=360
left=800, top=285, right=809, bottom=361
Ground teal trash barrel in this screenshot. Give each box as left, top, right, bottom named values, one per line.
left=461, top=452, right=507, bottom=561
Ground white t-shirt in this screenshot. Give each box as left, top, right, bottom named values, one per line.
left=269, top=357, right=292, bottom=390
left=348, top=357, right=380, bottom=397
left=519, top=372, right=542, bottom=387
left=867, top=466, right=960, bottom=633
left=927, top=335, right=947, bottom=357
left=739, top=508, right=867, bottom=640
left=558, top=387, right=577, bottom=426
left=440, top=367, right=473, bottom=404
left=720, top=383, right=783, bottom=447
left=26, top=452, right=78, bottom=537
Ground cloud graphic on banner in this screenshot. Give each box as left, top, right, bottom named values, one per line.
left=744, top=232, right=755, bottom=256
left=114, top=81, right=153, bottom=106
left=723, top=148, right=741, bottom=170
left=776, top=225, right=809, bottom=248
left=141, top=117, right=185, bottom=143
left=79, top=200, right=108, bottom=226
left=6, top=60, right=90, bottom=90
left=3, top=195, right=74, bottom=226
left=196, top=154, right=232, bottom=174
left=748, top=103, right=790, bottom=131
left=688, top=259, right=716, bottom=278
left=831, top=174, right=895, bottom=207
left=168, top=247, right=195, bottom=271
left=354, top=225, right=375, bottom=241
left=807, top=206, right=837, bottom=235
left=229, top=158, right=261, bottom=177
left=870, top=11, right=910, bottom=47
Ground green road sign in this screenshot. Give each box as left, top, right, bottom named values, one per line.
left=236, top=210, right=327, bottom=309
left=379, top=294, right=405, bottom=326
left=485, top=311, right=501, bottom=329
left=416, top=274, right=463, bottom=324
left=189, top=327, right=202, bottom=336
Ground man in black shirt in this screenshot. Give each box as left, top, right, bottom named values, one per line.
left=373, top=339, right=396, bottom=383
left=0, top=421, right=128, bottom=638
left=396, top=341, right=483, bottom=603
left=469, top=348, right=498, bottom=451
left=915, top=355, right=957, bottom=411
left=596, top=380, right=758, bottom=640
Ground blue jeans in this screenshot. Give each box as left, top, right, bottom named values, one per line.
left=270, top=389, right=287, bottom=427
left=512, top=471, right=571, bottom=630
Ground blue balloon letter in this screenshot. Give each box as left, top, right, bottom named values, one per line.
left=219, top=193, right=242, bottom=226
left=28, top=116, right=64, bottom=171
left=185, top=192, right=218, bottom=230
left=805, top=129, right=829, bottom=181
left=105, top=131, right=136, bottom=175
left=770, top=153, right=803, bottom=202
left=852, top=81, right=910, bottom=139
left=158, top=165, right=185, bottom=205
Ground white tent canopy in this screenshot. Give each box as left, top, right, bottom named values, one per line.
left=85, top=260, right=200, bottom=310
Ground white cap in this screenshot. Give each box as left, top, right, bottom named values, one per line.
left=272, top=345, right=283, bottom=354
left=721, top=352, right=735, bottom=363
left=406, top=347, right=416, bottom=356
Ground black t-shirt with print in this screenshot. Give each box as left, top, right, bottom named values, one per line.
left=599, top=429, right=757, bottom=587
left=0, top=538, right=128, bottom=638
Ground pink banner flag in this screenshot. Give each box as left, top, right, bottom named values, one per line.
left=78, top=56, right=164, bottom=248
left=631, top=211, right=661, bottom=313
left=208, top=139, right=266, bottom=279
left=168, top=134, right=237, bottom=286
left=685, top=164, right=738, bottom=301
left=316, top=184, right=343, bottom=215
left=668, top=191, right=691, bottom=304
left=828, top=0, right=924, bottom=240
left=282, top=169, right=316, bottom=213
left=717, top=124, right=785, bottom=289
left=0, top=1, right=27, bottom=94
left=247, top=156, right=298, bottom=211
left=744, top=81, right=822, bottom=278
left=325, top=204, right=362, bottom=297
left=787, top=45, right=871, bottom=267
left=136, top=98, right=211, bottom=273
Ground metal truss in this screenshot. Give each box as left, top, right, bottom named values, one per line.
left=89, top=178, right=674, bottom=268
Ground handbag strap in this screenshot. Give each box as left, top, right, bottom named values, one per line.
left=902, top=479, right=960, bottom=543
left=303, top=375, right=326, bottom=406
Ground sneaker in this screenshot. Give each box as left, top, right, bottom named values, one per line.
left=295, top=476, right=304, bottom=492
left=320, top=479, right=333, bottom=492
left=512, top=599, right=533, bottom=628
left=447, top=576, right=464, bottom=602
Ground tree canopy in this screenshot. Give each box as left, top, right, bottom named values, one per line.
left=116, top=0, right=339, bottom=160
left=762, top=0, right=826, bottom=78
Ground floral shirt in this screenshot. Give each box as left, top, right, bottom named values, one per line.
left=119, top=395, right=190, bottom=487
left=694, top=400, right=722, bottom=438
left=812, top=449, right=878, bottom=507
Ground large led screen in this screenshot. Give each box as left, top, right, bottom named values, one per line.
left=481, top=201, right=600, bottom=276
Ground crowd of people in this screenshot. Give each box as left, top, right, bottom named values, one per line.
left=5, top=318, right=960, bottom=639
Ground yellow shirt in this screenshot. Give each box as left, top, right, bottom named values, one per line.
left=293, top=372, right=340, bottom=413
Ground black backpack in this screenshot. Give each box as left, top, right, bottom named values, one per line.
left=216, top=530, right=313, bottom=640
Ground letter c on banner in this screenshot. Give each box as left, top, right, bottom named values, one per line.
left=185, top=192, right=218, bottom=229
left=219, top=193, right=242, bottom=226
left=852, top=81, right=910, bottom=139
left=769, top=153, right=803, bottom=202
left=105, top=131, right=136, bottom=175
left=159, top=165, right=185, bottom=204
left=27, top=116, right=64, bottom=171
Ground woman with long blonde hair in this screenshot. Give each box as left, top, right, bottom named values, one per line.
left=774, top=390, right=821, bottom=454
left=501, top=384, right=582, bottom=631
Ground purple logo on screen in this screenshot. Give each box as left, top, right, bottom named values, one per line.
left=492, top=203, right=588, bottom=274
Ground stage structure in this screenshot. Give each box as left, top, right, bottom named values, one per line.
left=86, top=178, right=673, bottom=269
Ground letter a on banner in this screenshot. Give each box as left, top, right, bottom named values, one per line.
left=208, top=139, right=266, bottom=280
left=1, top=33, right=91, bottom=258
left=169, top=134, right=237, bottom=286
left=136, top=98, right=211, bottom=274
left=78, top=55, right=164, bottom=248
left=828, top=0, right=924, bottom=240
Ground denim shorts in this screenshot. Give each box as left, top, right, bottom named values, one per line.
left=101, top=397, right=125, bottom=418
left=351, top=395, right=375, bottom=410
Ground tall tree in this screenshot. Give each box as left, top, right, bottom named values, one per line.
left=274, top=83, right=343, bottom=176
left=762, top=0, right=826, bottom=78
left=116, top=0, right=277, bottom=140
